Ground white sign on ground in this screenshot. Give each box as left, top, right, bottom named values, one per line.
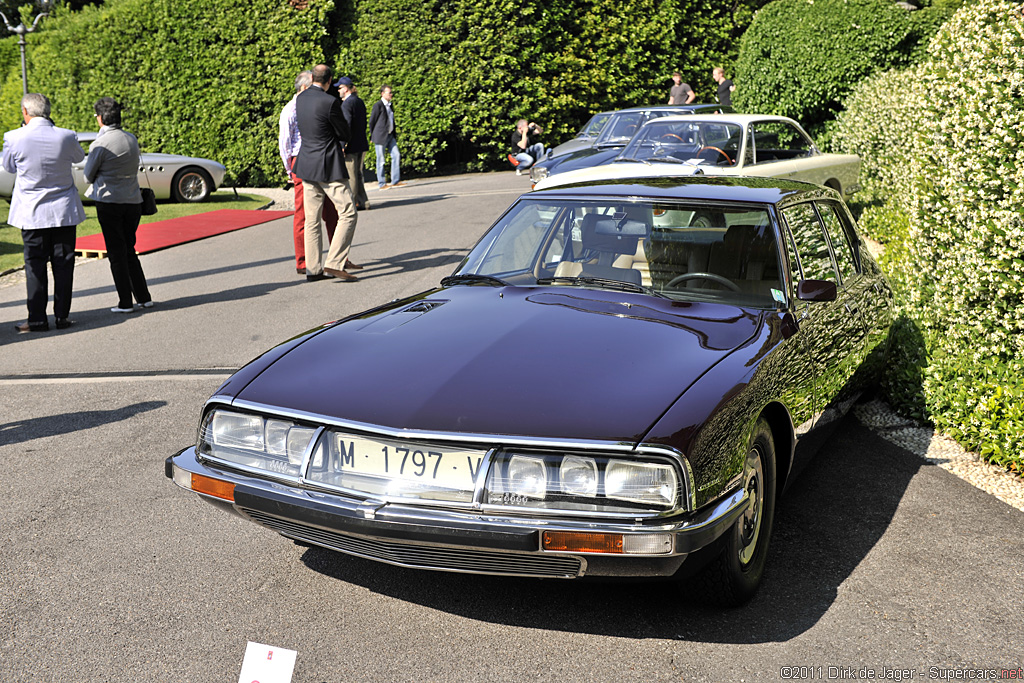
left=237, top=641, right=297, bottom=683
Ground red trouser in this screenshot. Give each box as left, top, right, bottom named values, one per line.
left=291, top=158, right=337, bottom=270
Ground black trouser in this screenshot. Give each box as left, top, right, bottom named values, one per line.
left=96, top=202, right=150, bottom=309
left=22, top=225, right=77, bottom=325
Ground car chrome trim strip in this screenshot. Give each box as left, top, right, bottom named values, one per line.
left=223, top=398, right=638, bottom=451
left=239, top=507, right=587, bottom=579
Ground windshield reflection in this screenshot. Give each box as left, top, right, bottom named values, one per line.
left=455, top=198, right=785, bottom=309
left=619, top=120, right=744, bottom=167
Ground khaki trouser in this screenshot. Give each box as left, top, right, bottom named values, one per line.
left=302, top=179, right=357, bottom=275
left=344, top=152, right=369, bottom=207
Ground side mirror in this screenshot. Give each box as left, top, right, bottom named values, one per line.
left=796, top=279, right=837, bottom=302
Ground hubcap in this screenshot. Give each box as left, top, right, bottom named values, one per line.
left=180, top=174, right=207, bottom=200
left=738, top=447, right=764, bottom=566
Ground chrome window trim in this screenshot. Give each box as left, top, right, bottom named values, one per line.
left=204, top=398, right=696, bottom=513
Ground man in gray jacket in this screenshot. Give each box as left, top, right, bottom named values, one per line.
left=2, top=93, right=85, bottom=333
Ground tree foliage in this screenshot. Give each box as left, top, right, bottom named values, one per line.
left=0, top=0, right=763, bottom=182
left=734, top=0, right=961, bottom=135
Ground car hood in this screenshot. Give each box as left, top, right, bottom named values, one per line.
left=535, top=161, right=705, bottom=189
left=533, top=146, right=623, bottom=175
left=230, top=286, right=765, bottom=444
left=141, top=153, right=226, bottom=170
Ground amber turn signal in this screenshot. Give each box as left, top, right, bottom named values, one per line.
left=542, top=531, right=624, bottom=554
left=191, top=473, right=236, bottom=502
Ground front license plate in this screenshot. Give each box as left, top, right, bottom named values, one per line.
left=331, top=433, right=486, bottom=492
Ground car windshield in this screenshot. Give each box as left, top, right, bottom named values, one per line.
left=595, top=112, right=646, bottom=146
left=455, top=197, right=784, bottom=308
left=619, top=120, right=744, bottom=167
left=578, top=112, right=612, bottom=138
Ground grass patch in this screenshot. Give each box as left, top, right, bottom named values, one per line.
left=0, top=191, right=270, bottom=273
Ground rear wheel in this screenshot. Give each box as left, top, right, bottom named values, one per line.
left=172, top=167, right=213, bottom=202
left=691, top=416, right=777, bottom=606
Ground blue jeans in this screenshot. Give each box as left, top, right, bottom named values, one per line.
left=375, top=134, right=400, bottom=187
left=514, top=142, right=545, bottom=169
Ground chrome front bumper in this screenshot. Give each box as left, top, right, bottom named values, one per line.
left=167, top=447, right=748, bottom=579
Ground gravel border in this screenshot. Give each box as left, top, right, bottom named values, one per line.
left=854, top=399, right=1024, bottom=512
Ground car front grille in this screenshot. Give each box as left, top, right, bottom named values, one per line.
left=240, top=508, right=584, bottom=579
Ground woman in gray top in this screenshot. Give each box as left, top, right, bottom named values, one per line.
left=83, top=97, right=152, bottom=313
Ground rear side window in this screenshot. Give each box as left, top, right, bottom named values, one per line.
left=816, top=202, right=860, bottom=283
left=782, top=203, right=837, bottom=283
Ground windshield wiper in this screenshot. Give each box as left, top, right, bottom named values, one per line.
left=440, top=273, right=509, bottom=287
left=537, top=276, right=665, bottom=297
left=613, top=156, right=651, bottom=165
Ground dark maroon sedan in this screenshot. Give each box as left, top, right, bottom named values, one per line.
left=167, top=176, right=892, bottom=605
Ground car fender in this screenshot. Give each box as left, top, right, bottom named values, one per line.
left=641, top=312, right=801, bottom=509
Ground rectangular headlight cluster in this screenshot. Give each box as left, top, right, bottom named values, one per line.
left=197, top=409, right=317, bottom=478
left=485, top=453, right=679, bottom=513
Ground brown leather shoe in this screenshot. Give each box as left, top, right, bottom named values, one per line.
left=15, top=321, right=49, bottom=333
left=296, top=267, right=306, bottom=274
left=324, top=267, right=358, bottom=281
left=345, top=260, right=364, bottom=271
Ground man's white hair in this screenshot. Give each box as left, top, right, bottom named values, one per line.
left=21, top=93, right=50, bottom=118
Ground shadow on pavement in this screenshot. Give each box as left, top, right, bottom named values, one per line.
left=299, top=419, right=920, bottom=643
left=0, top=256, right=294, bottom=312
left=0, top=400, right=166, bottom=446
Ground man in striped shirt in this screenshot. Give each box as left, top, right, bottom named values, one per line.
left=278, top=69, right=337, bottom=274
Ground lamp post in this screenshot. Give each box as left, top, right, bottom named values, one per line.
left=0, top=1, right=55, bottom=97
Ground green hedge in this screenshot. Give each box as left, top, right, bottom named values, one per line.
left=0, top=0, right=330, bottom=186
left=834, top=0, right=1024, bottom=473
left=0, top=0, right=761, bottom=183
left=334, top=0, right=765, bottom=172
left=734, top=0, right=961, bottom=135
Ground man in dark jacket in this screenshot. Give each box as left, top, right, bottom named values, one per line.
left=293, top=64, right=360, bottom=282
left=336, top=76, right=370, bottom=210
left=368, top=85, right=401, bottom=189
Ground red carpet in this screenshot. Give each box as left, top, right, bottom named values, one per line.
left=75, top=209, right=293, bottom=257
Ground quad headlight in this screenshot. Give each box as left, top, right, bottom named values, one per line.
left=198, top=409, right=317, bottom=478
left=486, top=452, right=679, bottom=513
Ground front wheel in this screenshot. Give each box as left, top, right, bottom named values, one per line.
left=691, top=416, right=777, bottom=606
left=172, top=167, right=213, bottom=202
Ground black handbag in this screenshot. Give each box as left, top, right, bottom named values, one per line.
left=140, top=187, right=157, bottom=215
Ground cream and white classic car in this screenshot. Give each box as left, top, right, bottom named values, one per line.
left=534, top=114, right=860, bottom=199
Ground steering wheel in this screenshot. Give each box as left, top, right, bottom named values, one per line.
left=698, top=146, right=734, bottom=166
left=666, top=272, right=741, bottom=292
left=660, top=133, right=684, bottom=142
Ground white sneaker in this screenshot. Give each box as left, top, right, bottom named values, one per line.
left=136, top=301, right=154, bottom=309
left=111, top=306, right=134, bottom=314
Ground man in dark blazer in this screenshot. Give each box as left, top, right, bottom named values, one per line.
left=368, top=84, right=401, bottom=189
left=335, top=76, right=370, bottom=210
left=293, top=64, right=360, bottom=282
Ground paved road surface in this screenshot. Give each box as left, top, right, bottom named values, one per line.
left=1, top=172, right=1022, bottom=682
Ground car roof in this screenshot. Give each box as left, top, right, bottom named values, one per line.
left=527, top=175, right=830, bottom=205
left=645, top=113, right=798, bottom=126
left=613, top=104, right=728, bottom=114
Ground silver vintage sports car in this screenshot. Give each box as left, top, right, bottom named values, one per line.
left=0, top=131, right=226, bottom=202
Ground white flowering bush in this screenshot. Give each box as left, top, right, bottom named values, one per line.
left=834, top=0, right=1024, bottom=471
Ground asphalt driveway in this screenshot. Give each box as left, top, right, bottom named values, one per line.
left=1, top=171, right=1021, bottom=682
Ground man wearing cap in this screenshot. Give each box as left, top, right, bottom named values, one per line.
left=335, top=76, right=370, bottom=211
left=279, top=69, right=338, bottom=275
left=293, top=64, right=360, bottom=282
left=3, top=93, right=86, bottom=333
